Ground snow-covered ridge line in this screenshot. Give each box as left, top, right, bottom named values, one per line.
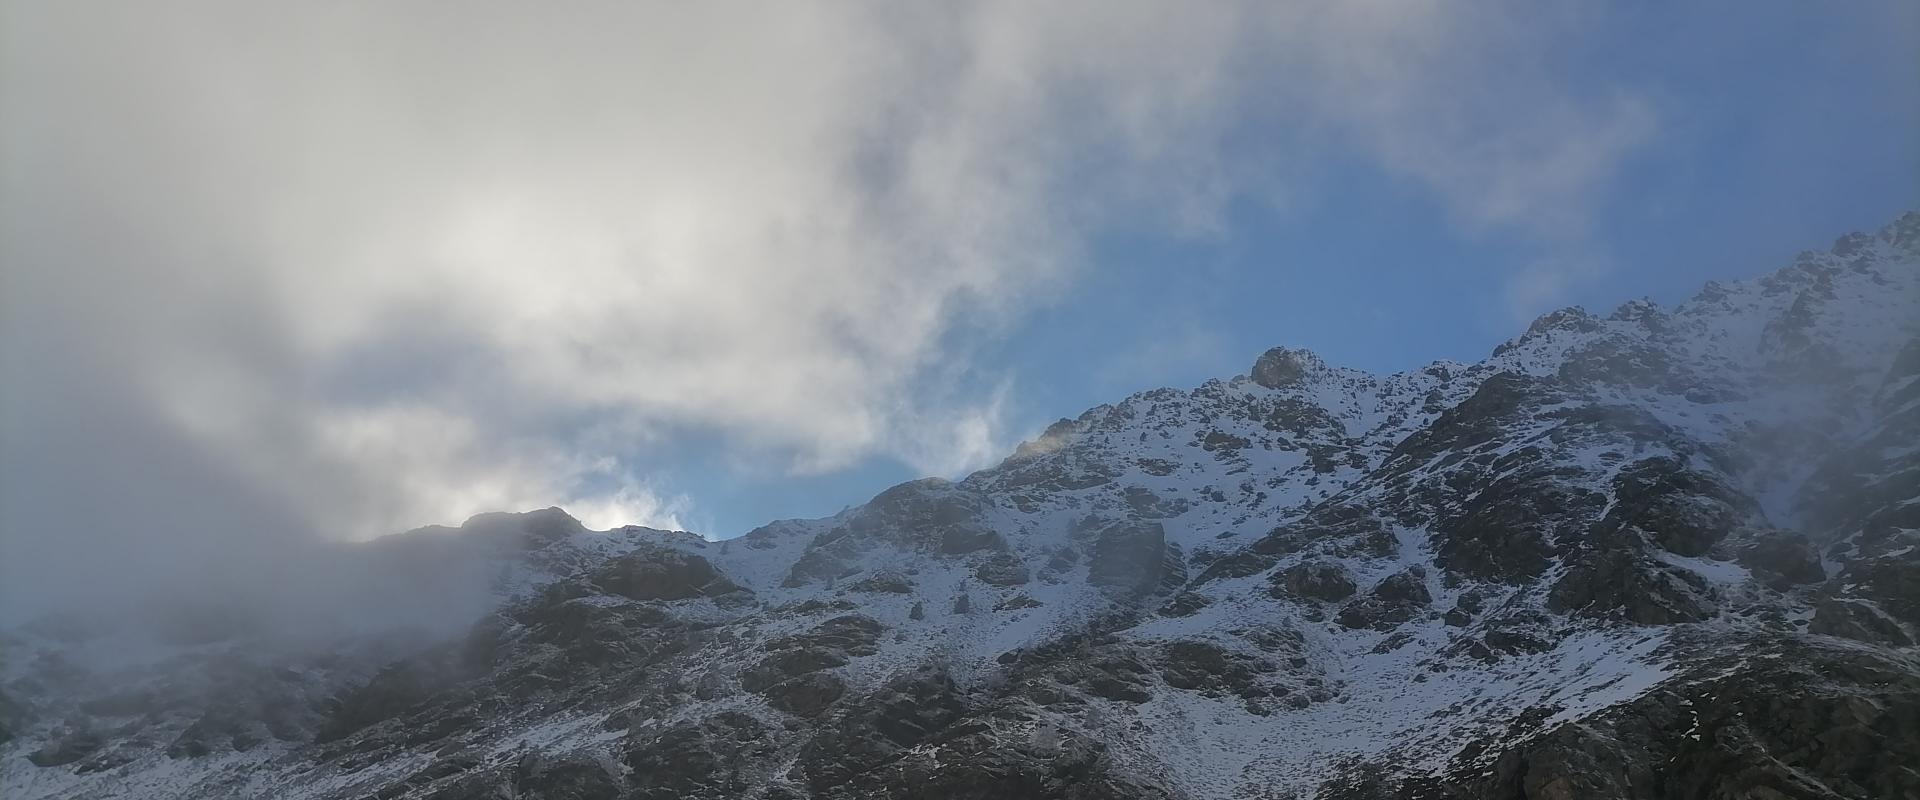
left=4, top=212, right=1918, bottom=800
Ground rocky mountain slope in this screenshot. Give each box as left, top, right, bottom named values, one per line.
left=4, top=214, right=1918, bottom=799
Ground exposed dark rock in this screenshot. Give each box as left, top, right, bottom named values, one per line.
left=1391, top=372, right=1559, bottom=465
left=1737, top=531, right=1826, bottom=590
left=27, top=728, right=103, bottom=767
left=741, top=615, right=883, bottom=695
left=1809, top=598, right=1914, bottom=646
left=1546, top=549, right=1712, bottom=628
left=1548, top=545, right=1717, bottom=625
left=1122, top=487, right=1191, bottom=519
left=625, top=712, right=774, bottom=800
left=1272, top=560, right=1358, bottom=602
left=1263, top=398, right=1347, bottom=442
left=847, top=571, right=914, bottom=594
left=592, top=547, right=740, bottom=601
left=1085, top=519, right=1170, bottom=596
left=795, top=667, right=968, bottom=792
left=1557, top=339, right=1676, bottom=389
left=422, top=751, right=625, bottom=800
left=1252, top=347, right=1318, bottom=389
left=1477, top=612, right=1557, bottom=659
left=1603, top=457, right=1752, bottom=558
left=1158, top=641, right=1274, bottom=703
left=492, top=595, right=700, bottom=693
left=1157, top=592, right=1211, bottom=617
left=1335, top=568, right=1433, bottom=631
left=1443, top=588, right=1492, bottom=627
left=862, top=479, right=991, bottom=550
left=1001, top=635, right=1156, bottom=706
left=784, top=479, right=1004, bottom=586
left=317, top=647, right=477, bottom=744
left=833, top=708, right=1176, bottom=800
left=1836, top=556, right=1920, bottom=627
left=764, top=672, right=846, bottom=718
left=1412, top=637, right=1920, bottom=800
left=1136, top=458, right=1179, bottom=477
left=1198, top=506, right=1393, bottom=585
left=973, top=550, right=1032, bottom=586
left=457, top=506, right=589, bottom=548
left=1372, top=568, right=1431, bottom=605
left=995, top=595, right=1044, bottom=611
left=1431, top=472, right=1603, bottom=584
left=1199, top=430, right=1252, bottom=453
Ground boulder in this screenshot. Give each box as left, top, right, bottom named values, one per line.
left=1086, top=519, right=1171, bottom=596
left=1252, top=347, right=1320, bottom=389
left=1271, top=560, right=1358, bottom=602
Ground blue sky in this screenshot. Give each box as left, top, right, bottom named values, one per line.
left=3, top=1, right=1915, bottom=577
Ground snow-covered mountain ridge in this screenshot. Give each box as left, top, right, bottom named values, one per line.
left=4, top=213, right=1918, bottom=799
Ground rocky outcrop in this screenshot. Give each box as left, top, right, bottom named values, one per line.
left=25, top=730, right=102, bottom=768
left=1251, top=347, right=1320, bottom=389
left=1335, top=567, right=1433, bottom=630
left=1408, top=637, right=1920, bottom=800
left=1271, top=560, right=1357, bottom=602
left=1737, top=531, right=1825, bottom=590
left=624, top=712, right=775, bottom=800
left=591, top=547, right=741, bottom=601
left=1085, top=519, right=1171, bottom=596
left=827, top=707, right=1177, bottom=800
left=741, top=615, right=883, bottom=694
left=1548, top=548, right=1716, bottom=625
left=784, top=479, right=1011, bottom=587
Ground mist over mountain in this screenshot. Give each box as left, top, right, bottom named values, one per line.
left=4, top=214, right=1915, bottom=799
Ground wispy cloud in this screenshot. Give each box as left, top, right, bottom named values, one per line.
left=2, top=1, right=1661, bottom=612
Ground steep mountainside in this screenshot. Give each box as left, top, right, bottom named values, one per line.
left=4, top=214, right=1918, bottom=799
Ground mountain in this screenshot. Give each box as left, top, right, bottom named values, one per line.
left=4, top=214, right=1918, bottom=800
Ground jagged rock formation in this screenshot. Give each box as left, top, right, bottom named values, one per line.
left=4, top=214, right=1919, bottom=799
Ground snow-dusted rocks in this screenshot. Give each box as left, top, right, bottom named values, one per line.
left=5, top=213, right=1920, bottom=799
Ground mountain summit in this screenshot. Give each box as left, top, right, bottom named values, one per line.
left=5, top=214, right=1918, bottom=799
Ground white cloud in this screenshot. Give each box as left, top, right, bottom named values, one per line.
left=2, top=1, right=1659, bottom=611
left=1263, top=2, right=1659, bottom=236
left=1501, top=255, right=1615, bottom=324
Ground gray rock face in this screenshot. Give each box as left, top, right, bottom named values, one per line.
left=828, top=707, right=1175, bottom=800
left=972, top=550, right=1032, bottom=586
left=1603, top=457, right=1751, bottom=558
left=623, top=712, right=773, bottom=799
left=762, top=672, right=846, bottom=718
left=794, top=667, right=969, bottom=793
left=743, top=615, right=884, bottom=694
left=592, top=547, right=740, bottom=601
left=1336, top=567, right=1433, bottom=631
left=1157, top=641, right=1279, bottom=711
left=1085, top=519, right=1170, bottom=596
left=1406, top=637, right=1920, bottom=800
left=1548, top=547, right=1717, bottom=625
left=846, top=572, right=914, bottom=594
left=1737, top=531, right=1825, bottom=589
left=26, top=731, right=101, bottom=768
left=1251, top=347, right=1318, bottom=389
left=1271, top=560, right=1357, bottom=602
left=784, top=479, right=1014, bottom=587
left=1809, top=598, right=1914, bottom=646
